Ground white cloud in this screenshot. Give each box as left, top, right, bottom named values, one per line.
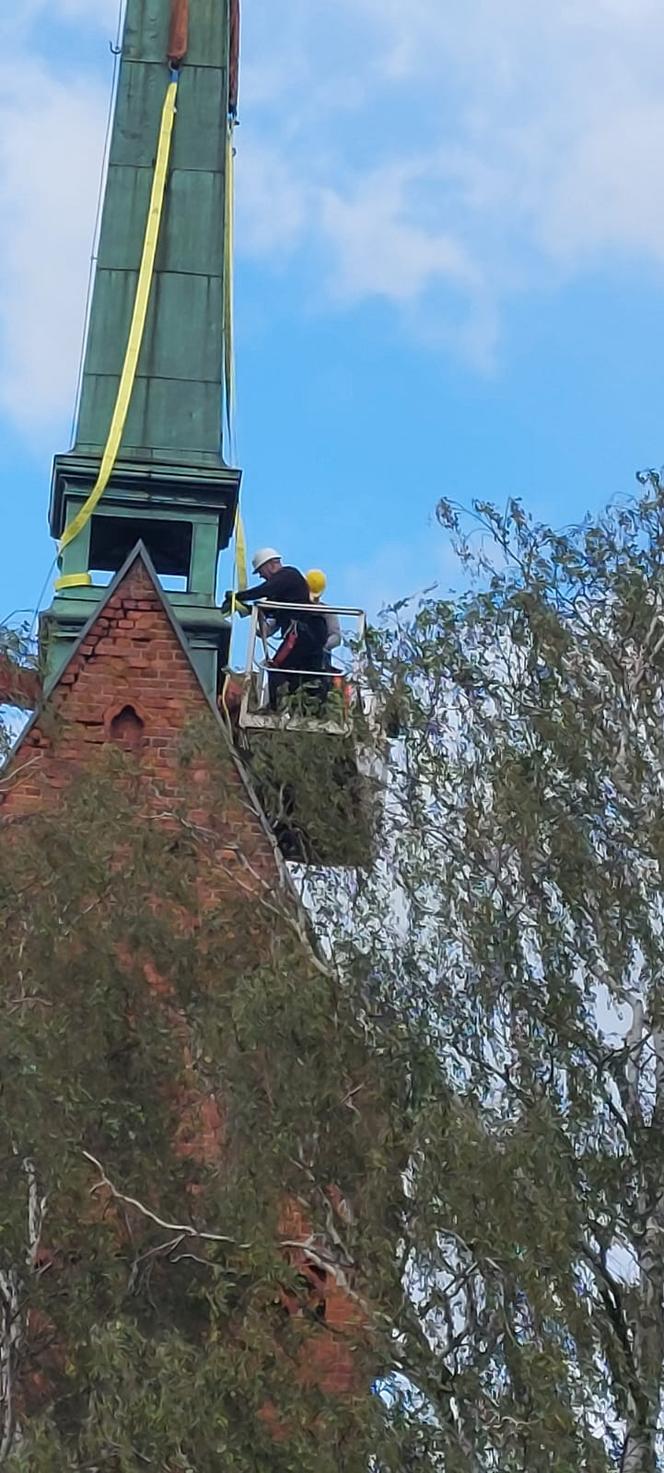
left=238, top=0, right=664, bottom=341
left=336, top=529, right=459, bottom=619
left=4, top=0, right=664, bottom=430
left=541, top=100, right=664, bottom=264
left=0, top=64, right=108, bottom=434
left=319, top=165, right=478, bottom=305
left=237, top=139, right=310, bottom=257
left=0, top=3, right=117, bottom=433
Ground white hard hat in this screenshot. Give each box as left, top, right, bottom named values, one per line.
left=252, top=547, right=282, bottom=573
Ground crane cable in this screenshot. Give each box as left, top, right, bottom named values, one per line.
left=56, top=76, right=180, bottom=584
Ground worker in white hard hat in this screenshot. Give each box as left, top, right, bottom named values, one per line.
left=306, top=570, right=342, bottom=659
left=225, top=549, right=310, bottom=632
left=224, top=549, right=327, bottom=709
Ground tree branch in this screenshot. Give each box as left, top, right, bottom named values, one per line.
left=83, top=1152, right=249, bottom=1247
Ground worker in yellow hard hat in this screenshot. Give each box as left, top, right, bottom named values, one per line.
left=306, top=570, right=342, bottom=661
left=306, top=568, right=327, bottom=599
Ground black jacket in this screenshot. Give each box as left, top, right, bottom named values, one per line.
left=236, top=566, right=314, bottom=635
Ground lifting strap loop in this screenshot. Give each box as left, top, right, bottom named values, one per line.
left=223, top=121, right=237, bottom=454
left=59, top=79, right=179, bottom=559
left=168, top=0, right=189, bottom=67
left=229, top=0, right=241, bottom=119
left=234, top=510, right=247, bottom=595
left=54, top=572, right=93, bottom=592
left=222, top=510, right=248, bottom=697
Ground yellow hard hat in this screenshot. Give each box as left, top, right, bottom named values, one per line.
left=306, top=568, right=327, bottom=597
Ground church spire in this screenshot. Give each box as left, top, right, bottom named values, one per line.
left=74, top=0, right=235, bottom=470
left=44, top=0, right=242, bottom=700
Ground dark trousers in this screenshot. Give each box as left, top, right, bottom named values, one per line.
left=268, top=621, right=326, bottom=711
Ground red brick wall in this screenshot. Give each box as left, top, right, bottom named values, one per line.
left=0, top=559, right=275, bottom=883
left=1, top=554, right=365, bottom=1413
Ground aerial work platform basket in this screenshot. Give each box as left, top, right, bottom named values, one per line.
left=238, top=602, right=369, bottom=736
left=227, top=600, right=383, bottom=868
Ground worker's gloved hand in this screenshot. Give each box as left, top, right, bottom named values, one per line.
left=220, top=591, right=250, bottom=617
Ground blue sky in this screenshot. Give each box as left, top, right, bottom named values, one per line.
left=2, top=0, right=664, bottom=627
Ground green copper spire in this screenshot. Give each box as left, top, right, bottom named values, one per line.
left=75, top=0, right=231, bottom=468
left=44, top=0, right=241, bottom=699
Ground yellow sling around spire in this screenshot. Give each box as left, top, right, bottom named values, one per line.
left=223, top=121, right=236, bottom=453
left=56, top=79, right=179, bottom=578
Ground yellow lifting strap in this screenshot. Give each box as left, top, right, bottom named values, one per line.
left=234, top=509, right=247, bottom=595
left=223, top=120, right=236, bottom=453
left=57, top=79, right=179, bottom=569
left=224, top=124, right=246, bottom=622
left=55, top=573, right=93, bottom=591
left=220, top=509, right=247, bottom=724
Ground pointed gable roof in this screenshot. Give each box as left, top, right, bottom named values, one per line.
left=42, top=539, right=214, bottom=705
left=10, top=541, right=216, bottom=756
left=0, top=545, right=282, bottom=886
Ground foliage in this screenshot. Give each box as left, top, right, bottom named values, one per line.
left=0, top=621, right=35, bottom=763
left=0, top=754, right=404, bottom=1470
left=6, top=477, right=664, bottom=1468
left=247, top=726, right=377, bottom=867
left=305, top=476, right=664, bottom=1472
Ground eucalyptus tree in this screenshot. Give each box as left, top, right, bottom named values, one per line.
left=5, top=478, right=664, bottom=1469
left=313, top=476, right=664, bottom=1472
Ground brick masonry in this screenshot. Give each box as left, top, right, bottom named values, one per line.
left=2, top=554, right=273, bottom=866
left=1, top=548, right=364, bottom=1414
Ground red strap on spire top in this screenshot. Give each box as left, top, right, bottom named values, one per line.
left=168, top=0, right=189, bottom=67
left=229, top=0, right=240, bottom=117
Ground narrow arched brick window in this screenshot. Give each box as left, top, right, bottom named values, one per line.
left=109, top=704, right=145, bottom=752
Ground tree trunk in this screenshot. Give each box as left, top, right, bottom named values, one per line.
left=621, top=1198, right=664, bottom=1473
left=621, top=1427, right=655, bottom=1473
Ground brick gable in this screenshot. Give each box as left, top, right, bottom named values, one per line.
left=1, top=546, right=366, bottom=1424
left=0, top=549, right=278, bottom=885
